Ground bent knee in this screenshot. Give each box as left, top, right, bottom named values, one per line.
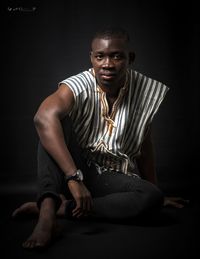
left=140, top=181, right=164, bottom=210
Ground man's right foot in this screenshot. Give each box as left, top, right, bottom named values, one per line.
left=22, top=197, right=59, bottom=249
left=22, top=216, right=58, bottom=249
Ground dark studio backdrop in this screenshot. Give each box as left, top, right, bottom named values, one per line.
left=1, top=0, right=199, bottom=197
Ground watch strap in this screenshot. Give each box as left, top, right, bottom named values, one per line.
left=65, top=169, right=83, bottom=182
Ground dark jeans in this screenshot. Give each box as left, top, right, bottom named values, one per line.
left=37, top=118, right=164, bottom=220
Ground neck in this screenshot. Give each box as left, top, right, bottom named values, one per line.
left=100, top=86, right=120, bottom=98
left=98, top=75, right=127, bottom=98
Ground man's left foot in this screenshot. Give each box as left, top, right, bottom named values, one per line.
left=12, top=202, right=39, bottom=218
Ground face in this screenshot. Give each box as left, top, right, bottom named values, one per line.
left=90, top=37, right=133, bottom=90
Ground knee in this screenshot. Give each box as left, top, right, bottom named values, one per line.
left=149, top=183, right=164, bottom=207
left=140, top=181, right=164, bottom=211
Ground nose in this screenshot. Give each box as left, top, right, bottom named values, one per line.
left=102, top=57, right=114, bottom=68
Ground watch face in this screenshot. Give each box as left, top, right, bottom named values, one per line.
left=65, top=170, right=83, bottom=182
left=77, top=170, right=83, bottom=181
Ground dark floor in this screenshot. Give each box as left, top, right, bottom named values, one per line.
left=0, top=175, right=199, bottom=259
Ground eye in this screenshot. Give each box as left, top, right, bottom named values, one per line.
left=113, top=53, right=123, bottom=60
left=95, top=54, right=104, bottom=60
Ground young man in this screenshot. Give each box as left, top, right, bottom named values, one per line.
left=12, top=27, right=186, bottom=249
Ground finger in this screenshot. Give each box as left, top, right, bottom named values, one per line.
left=72, top=205, right=80, bottom=215
left=72, top=198, right=82, bottom=214
left=72, top=206, right=85, bottom=218
left=73, top=200, right=91, bottom=218
left=171, top=202, right=184, bottom=208
left=73, top=210, right=83, bottom=218
left=168, top=201, right=184, bottom=208
left=168, top=197, right=190, bottom=203
left=76, top=212, right=84, bottom=218
left=75, top=197, right=91, bottom=217
left=72, top=200, right=84, bottom=217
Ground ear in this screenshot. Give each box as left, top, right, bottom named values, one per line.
left=90, top=51, right=93, bottom=58
left=89, top=51, right=93, bottom=62
left=129, top=52, right=135, bottom=65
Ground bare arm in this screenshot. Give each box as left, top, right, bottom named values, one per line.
left=34, top=84, right=77, bottom=176
left=34, top=84, right=93, bottom=217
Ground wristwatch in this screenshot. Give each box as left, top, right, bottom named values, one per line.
left=65, top=169, right=84, bottom=183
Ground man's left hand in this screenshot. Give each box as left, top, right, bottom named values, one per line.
left=163, top=196, right=190, bottom=208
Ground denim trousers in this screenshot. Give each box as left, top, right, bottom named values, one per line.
left=36, top=117, right=164, bottom=220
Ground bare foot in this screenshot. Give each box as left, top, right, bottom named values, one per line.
left=57, top=200, right=69, bottom=217
left=12, top=202, right=39, bottom=219
left=22, top=197, right=60, bottom=249
left=12, top=200, right=69, bottom=219
left=12, top=194, right=68, bottom=219
left=22, top=217, right=58, bottom=249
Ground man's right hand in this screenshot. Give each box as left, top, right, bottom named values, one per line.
left=67, top=180, right=93, bottom=218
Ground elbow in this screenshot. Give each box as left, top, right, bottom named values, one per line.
left=33, top=108, right=58, bottom=131
left=33, top=111, right=46, bottom=130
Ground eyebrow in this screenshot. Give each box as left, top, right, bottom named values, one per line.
left=92, top=50, right=124, bottom=54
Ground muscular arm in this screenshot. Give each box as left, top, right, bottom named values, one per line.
left=34, top=84, right=77, bottom=176
left=136, top=126, right=158, bottom=185
left=34, top=84, right=93, bottom=217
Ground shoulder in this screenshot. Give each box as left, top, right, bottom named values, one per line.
left=59, top=68, right=95, bottom=100
left=60, top=69, right=95, bottom=89
left=129, top=69, right=169, bottom=96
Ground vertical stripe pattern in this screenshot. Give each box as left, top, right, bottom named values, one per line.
left=60, top=68, right=169, bottom=175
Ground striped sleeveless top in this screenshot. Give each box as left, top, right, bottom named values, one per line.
left=60, top=68, right=169, bottom=176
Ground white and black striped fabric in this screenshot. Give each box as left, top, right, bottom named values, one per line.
left=60, top=68, right=169, bottom=176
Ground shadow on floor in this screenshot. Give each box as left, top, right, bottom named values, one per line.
left=0, top=190, right=199, bottom=259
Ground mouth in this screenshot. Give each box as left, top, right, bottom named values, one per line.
left=100, top=72, right=116, bottom=80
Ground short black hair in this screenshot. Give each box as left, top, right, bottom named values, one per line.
left=92, top=26, right=130, bottom=43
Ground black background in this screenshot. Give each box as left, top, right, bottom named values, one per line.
left=1, top=0, right=199, bottom=195
left=0, top=1, right=199, bottom=258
